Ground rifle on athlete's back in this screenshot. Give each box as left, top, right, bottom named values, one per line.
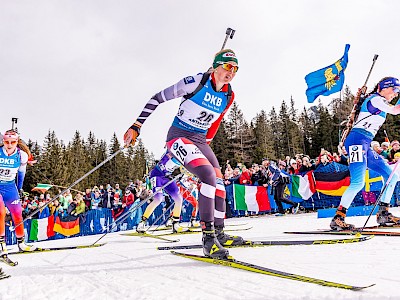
left=340, top=54, right=379, bottom=146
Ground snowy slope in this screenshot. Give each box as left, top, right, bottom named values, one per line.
left=1, top=209, right=400, bottom=300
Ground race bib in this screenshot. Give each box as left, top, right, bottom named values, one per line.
left=349, top=145, right=363, bottom=163
left=150, top=176, right=157, bottom=188
left=169, top=139, right=204, bottom=165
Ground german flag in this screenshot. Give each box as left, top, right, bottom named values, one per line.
left=53, top=215, right=80, bottom=236
left=314, top=170, right=350, bottom=196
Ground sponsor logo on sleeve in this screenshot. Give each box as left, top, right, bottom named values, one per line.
left=184, top=76, right=195, bottom=84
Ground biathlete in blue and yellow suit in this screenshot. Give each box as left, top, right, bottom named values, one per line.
left=0, top=130, right=37, bottom=259
left=124, top=49, right=245, bottom=259
left=330, top=77, right=400, bottom=231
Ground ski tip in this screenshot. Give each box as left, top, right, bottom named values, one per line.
left=352, top=283, right=376, bottom=291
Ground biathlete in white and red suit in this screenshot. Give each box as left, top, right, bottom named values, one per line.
left=124, top=49, right=245, bottom=259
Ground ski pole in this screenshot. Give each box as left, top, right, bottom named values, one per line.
left=359, top=159, right=400, bottom=232
left=221, top=27, right=235, bottom=51
left=92, top=173, right=183, bottom=245
left=10, top=147, right=125, bottom=231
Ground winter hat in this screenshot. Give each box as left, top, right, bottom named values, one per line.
left=279, top=160, right=286, bottom=167
left=2, top=130, right=19, bottom=142
left=381, top=142, right=390, bottom=148
left=213, top=49, right=238, bottom=69
left=395, top=152, right=400, bottom=159
left=391, top=140, right=399, bottom=147
left=371, top=141, right=380, bottom=148
left=290, top=159, right=297, bottom=166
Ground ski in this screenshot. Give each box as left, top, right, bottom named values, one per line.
left=120, top=232, right=180, bottom=242
left=0, top=268, right=11, bottom=280
left=284, top=230, right=400, bottom=236
left=361, top=224, right=400, bottom=230
left=157, top=235, right=373, bottom=250
left=0, top=254, right=18, bottom=266
left=157, top=226, right=253, bottom=236
left=9, top=243, right=106, bottom=255
left=150, top=222, right=248, bottom=232
left=171, top=251, right=374, bottom=291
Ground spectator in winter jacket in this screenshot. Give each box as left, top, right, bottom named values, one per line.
left=101, top=189, right=115, bottom=209
left=91, top=191, right=102, bottom=210
left=114, top=184, right=123, bottom=198
left=239, top=165, right=252, bottom=185
left=298, top=156, right=316, bottom=173
left=71, top=194, right=86, bottom=216
left=389, top=140, right=400, bottom=162
left=37, top=195, right=50, bottom=219
left=381, top=142, right=390, bottom=159
left=122, top=188, right=135, bottom=208
left=250, top=164, right=262, bottom=186
left=83, top=189, right=92, bottom=210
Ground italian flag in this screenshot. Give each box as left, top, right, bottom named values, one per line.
left=233, top=184, right=270, bottom=212
left=291, top=171, right=316, bottom=200
left=29, top=215, right=55, bottom=241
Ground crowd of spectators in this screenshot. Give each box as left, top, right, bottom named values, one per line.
left=11, top=140, right=400, bottom=223
left=222, top=139, right=400, bottom=215
left=223, top=139, right=400, bottom=187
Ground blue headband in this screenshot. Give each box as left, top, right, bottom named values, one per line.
left=379, top=77, right=400, bottom=90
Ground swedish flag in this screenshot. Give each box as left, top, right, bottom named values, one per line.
left=305, top=44, right=350, bottom=103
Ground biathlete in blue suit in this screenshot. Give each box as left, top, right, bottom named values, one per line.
left=331, top=77, right=400, bottom=230
left=0, top=130, right=37, bottom=261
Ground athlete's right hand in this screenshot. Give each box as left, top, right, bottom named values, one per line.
left=124, top=121, right=142, bottom=147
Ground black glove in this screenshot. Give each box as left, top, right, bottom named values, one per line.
left=19, top=189, right=24, bottom=199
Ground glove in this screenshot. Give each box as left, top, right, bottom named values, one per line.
left=124, top=121, right=142, bottom=147
left=19, top=189, right=24, bottom=199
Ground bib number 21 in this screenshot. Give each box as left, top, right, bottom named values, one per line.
left=349, top=145, right=363, bottom=163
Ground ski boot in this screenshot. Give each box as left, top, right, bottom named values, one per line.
left=189, top=217, right=200, bottom=228
left=172, top=217, right=188, bottom=233
left=292, top=203, right=300, bottom=214
left=165, top=217, right=173, bottom=227
left=136, top=217, right=147, bottom=233
left=17, top=237, right=37, bottom=252
left=0, top=238, right=17, bottom=266
left=201, top=221, right=230, bottom=259
left=215, top=225, right=245, bottom=246
left=330, top=205, right=355, bottom=231
left=377, top=203, right=400, bottom=226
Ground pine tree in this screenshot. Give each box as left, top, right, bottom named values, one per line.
left=64, top=131, right=91, bottom=191
left=210, top=119, right=230, bottom=166
left=35, top=131, right=68, bottom=190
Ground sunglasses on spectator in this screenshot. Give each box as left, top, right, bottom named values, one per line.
left=218, top=63, right=239, bottom=73
left=3, top=140, right=17, bottom=145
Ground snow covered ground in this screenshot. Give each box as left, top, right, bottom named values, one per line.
left=1, top=208, right=400, bottom=300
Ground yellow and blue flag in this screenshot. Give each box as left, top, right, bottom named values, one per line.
left=305, top=44, right=350, bottom=103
